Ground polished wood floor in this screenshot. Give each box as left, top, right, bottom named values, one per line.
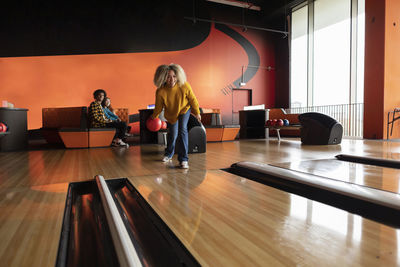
left=1, top=138, right=399, bottom=266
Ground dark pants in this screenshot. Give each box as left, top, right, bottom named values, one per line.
left=106, top=121, right=127, bottom=139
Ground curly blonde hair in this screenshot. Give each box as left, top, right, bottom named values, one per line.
left=153, top=63, right=187, bottom=88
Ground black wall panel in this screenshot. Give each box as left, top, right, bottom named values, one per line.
left=1, top=0, right=211, bottom=57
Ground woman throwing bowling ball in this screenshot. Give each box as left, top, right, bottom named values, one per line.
left=151, top=64, right=201, bottom=169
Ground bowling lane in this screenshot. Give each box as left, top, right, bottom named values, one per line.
left=271, top=159, right=400, bottom=194
left=127, top=170, right=399, bottom=267
left=0, top=183, right=68, bottom=267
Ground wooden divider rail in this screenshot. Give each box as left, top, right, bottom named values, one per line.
left=230, top=161, right=400, bottom=227
left=96, top=175, right=143, bottom=267
left=56, top=176, right=200, bottom=266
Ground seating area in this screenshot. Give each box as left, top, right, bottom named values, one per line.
left=200, top=108, right=240, bottom=142
left=41, top=106, right=129, bottom=148
left=40, top=106, right=305, bottom=148
left=268, top=108, right=301, bottom=137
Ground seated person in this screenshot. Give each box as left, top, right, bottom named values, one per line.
left=102, top=96, right=132, bottom=135
left=88, top=89, right=128, bottom=147
left=102, top=97, right=120, bottom=121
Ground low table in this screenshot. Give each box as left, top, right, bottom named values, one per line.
left=265, top=125, right=301, bottom=141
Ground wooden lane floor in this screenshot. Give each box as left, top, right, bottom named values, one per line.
left=2, top=138, right=400, bottom=190
left=0, top=183, right=68, bottom=267
left=1, top=138, right=400, bottom=266
left=271, top=159, right=400, bottom=194
left=127, top=170, right=400, bottom=267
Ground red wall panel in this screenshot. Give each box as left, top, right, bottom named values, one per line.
left=364, top=0, right=385, bottom=139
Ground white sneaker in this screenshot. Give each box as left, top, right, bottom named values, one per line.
left=112, top=140, right=119, bottom=147
left=162, top=156, right=172, bottom=162
left=114, top=139, right=129, bottom=147
left=180, top=161, right=189, bottom=169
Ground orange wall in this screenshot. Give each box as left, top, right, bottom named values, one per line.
left=364, top=0, right=400, bottom=139
left=0, top=24, right=275, bottom=129
left=384, top=0, right=400, bottom=139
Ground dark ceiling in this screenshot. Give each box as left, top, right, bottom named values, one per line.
left=193, top=0, right=305, bottom=32
left=0, top=0, right=304, bottom=57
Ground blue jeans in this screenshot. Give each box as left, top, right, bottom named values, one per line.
left=165, top=109, right=190, bottom=162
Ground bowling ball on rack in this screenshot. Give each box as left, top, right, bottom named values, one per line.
left=277, top=119, right=284, bottom=126
left=146, top=117, right=162, bottom=132
left=161, top=120, right=167, bottom=130
left=272, top=119, right=278, bottom=126
left=283, top=119, right=290, bottom=126
left=0, top=122, right=6, bottom=132
left=265, top=120, right=272, bottom=126
left=128, top=122, right=140, bottom=135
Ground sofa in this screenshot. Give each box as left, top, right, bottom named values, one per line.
left=41, top=106, right=129, bottom=148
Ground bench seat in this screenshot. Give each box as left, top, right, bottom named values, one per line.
left=205, top=125, right=240, bottom=142
left=88, top=128, right=116, bottom=147
left=59, top=128, right=88, bottom=148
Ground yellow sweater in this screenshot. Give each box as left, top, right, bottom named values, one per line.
left=152, top=82, right=200, bottom=124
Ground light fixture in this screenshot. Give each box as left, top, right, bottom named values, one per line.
left=240, top=66, right=246, bottom=87
left=205, top=0, right=261, bottom=11
left=240, top=65, right=275, bottom=87
left=187, top=0, right=289, bottom=37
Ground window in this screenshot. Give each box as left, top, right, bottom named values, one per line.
left=313, top=0, right=351, bottom=106
left=290, top=5, right=308, bottom=108
left=356, top=0, right=365, bottom=103
left=290, top=0, right=364, bottom=108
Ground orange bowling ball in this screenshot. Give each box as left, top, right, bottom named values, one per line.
left=0, top=122, right=6, bottom=132
left=128, top=122, right=140, bottom=135
left=161, top=120, right=167, bottom=130
left=146, top=117, right=162, bottom=132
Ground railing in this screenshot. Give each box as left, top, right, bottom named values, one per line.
left=286, top=103, right=364, bottom=138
